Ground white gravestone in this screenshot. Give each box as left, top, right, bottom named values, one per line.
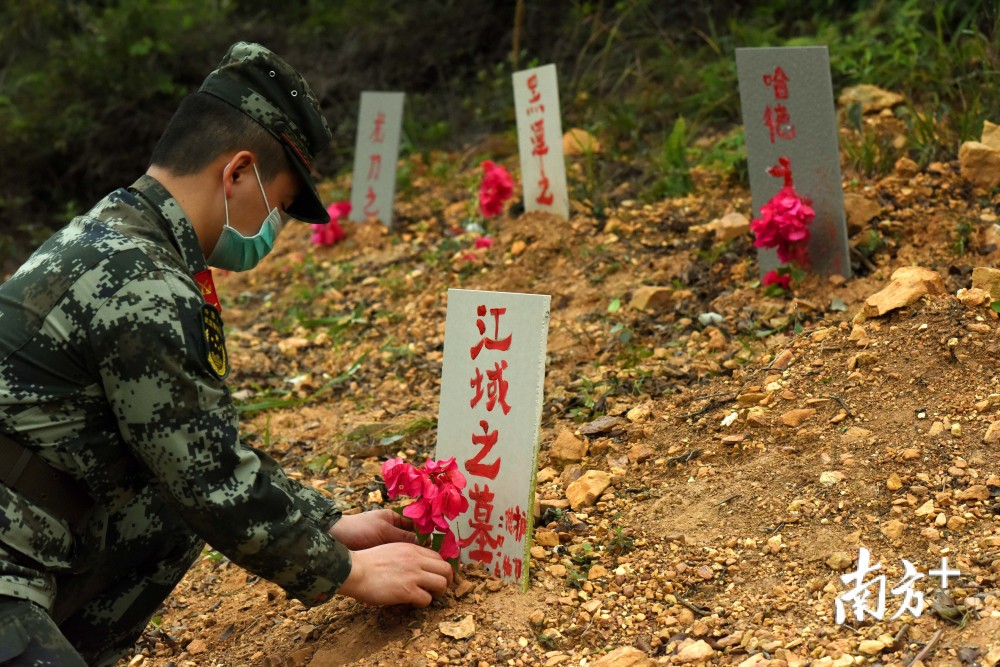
left=435, top=288, right=550, bottom=591
left=349, top=91, right=405, bottom=227
left=513, top=64, right=569, bottom=220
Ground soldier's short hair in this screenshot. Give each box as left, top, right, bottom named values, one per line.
left=149, top=92, right=291, bottom=182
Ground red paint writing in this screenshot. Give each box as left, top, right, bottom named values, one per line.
left=470, top=306, right=512, bottom=360
left=763, top=66, right=789, bottom=99
left=459, top=484, right=504, bottom=564
left=503, top=505, right=527, bottom=542
left=464, top=420, right=501, bottom=479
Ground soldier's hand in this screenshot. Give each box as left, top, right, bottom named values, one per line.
left=328, top=509, right=417, bottom=550
left=337, top=543, right=454, bottom=607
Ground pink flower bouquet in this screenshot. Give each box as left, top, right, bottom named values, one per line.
left=311, top=201, right=352, bottom=246
left=749, top=157, right=814, bottom=268
left=478, top=160, right=513, bottom=218
left=382, top=457, right=469, bottom=559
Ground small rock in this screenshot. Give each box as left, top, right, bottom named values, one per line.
left=549, top=428, right=588, bottom=464
left=454, top=579, right=475, bottom=598
left=947, top=516, right=967, bottom=531
left=826, top=552, right=854, bottom=571
left=627, top=443, right=654, bottom=464
left=588, top=564, right=609, bottom=580
left=589, top=646, right=655, bottom=667
left=859, top=266, right=945, bottom=320
left=957, top=485, right=990, bottom=502
left=675, top=640, right=716, bottom=664
left=770, top=349, right=795, bottom=371
left=187, top=639, right=208, bottom=656
left=886, top=473, right=903, bottom=491
left=915, top=499, right=936, bottom=516
left=882, top=519, right=905, bottom=541
left=534, top=528, right=560, bottom=547
left=566, top=470, right=612, bottom=510
left=630, top=286, right=673, bottom=311
left=858, top=639, right=886, bottom=655
left=579, top=415, right=621, bottom=435
left=528, top=610, right=545, bottom=626
left=626, top=404, right=652, bottom=422
left=985, top=422, right=1000, bottom=444
left=510, top=240, right=527, bottom=256
left=959, top=121, right=1000, bottom=189
left=780, top=408, right=816, bottom=427
left=690, top=212, right=750, bottom=243
left=439, top=615, right=476, bottom=640
left=957, top=287, right=990, bottom=307
left=820, top=471, right=845, bottom=486
left=972, top=266, right=1000, bottom=299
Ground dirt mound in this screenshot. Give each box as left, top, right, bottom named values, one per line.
left=123, top=149, right=1000, bottom=667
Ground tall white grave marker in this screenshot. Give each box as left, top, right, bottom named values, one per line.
left=736, top=46, right=851, bottom=278
left=349, top=92, right=405, bottom=227
left=513, top=64, right=569, bottom=219
left=435, top=289, right=550, bottom=591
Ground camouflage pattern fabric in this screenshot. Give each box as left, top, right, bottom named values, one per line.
left=0, top=175, right=351, bottom=664
left=0, top=598, right=87, bottom=666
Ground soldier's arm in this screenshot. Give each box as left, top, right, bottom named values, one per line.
left=88, top=272, right=350, bottom=605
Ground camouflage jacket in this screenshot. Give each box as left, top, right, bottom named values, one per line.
left=0, top=175, right=350, bottom=610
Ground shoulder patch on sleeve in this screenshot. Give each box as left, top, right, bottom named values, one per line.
left=201, top=304, right=229, bottom=379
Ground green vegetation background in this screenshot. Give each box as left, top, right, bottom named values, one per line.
left=1, top=0, right=996, bottom=271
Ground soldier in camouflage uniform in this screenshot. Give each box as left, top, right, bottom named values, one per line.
left=0, top=43, right=452, bottom=666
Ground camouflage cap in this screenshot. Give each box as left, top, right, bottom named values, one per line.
left=199, top=42, right=332, bottom=223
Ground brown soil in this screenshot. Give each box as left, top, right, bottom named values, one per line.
left=120, top=139, right=1000, bottom=667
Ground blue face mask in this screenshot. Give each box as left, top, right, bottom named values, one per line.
left=207, top=163, right=282, bottom=272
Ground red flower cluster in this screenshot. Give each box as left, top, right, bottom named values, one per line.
left=311, top=201, right=352, bottom=246
left=749, top=157, right=813, bottom=267
left=382, top=457, right=469, bottom=559
left=762, top=269, right=791, bottom=289
left=478, top=161, right=513, bottom=218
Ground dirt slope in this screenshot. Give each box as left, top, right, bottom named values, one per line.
left=120, top=149, right=1000, bottom=667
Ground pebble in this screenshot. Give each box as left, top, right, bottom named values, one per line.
left=826, top=552, right=854, bottom=571
left=780, top=408, right=816, bottom=427
left=675, top=639, right=716, bottom=663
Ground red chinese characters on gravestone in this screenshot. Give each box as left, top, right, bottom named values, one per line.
left=462, top=303, right=519, bottom=567
left=365, top=111, right=387, bottom=217
left=525, top=77, right=553, bottom=207
left=762, top=66, right=795, bottom=143
left=459, top=483, right=504, bottom=564
left=503, top=505, right=527, bottom=542
left=465, top=420, right=500, bottom=479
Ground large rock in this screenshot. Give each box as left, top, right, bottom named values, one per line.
left=549, top=428, right=588, bottom=464
left=566, top=470, right=612, bottom=510
left=858, top=266, right=945, bottom=320
left=589, top=647, right=655, bottom=667
left=959, top=121, right=1000, bottom=189
left=838, top=84, right=904, bottom=113
left=972, top=267, right=1000, bottom=300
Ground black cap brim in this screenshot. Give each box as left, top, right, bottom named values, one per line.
left=284, top=145, right=330, bottom=224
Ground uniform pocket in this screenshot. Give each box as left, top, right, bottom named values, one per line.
left=0, top=614, right=29, bottom=660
